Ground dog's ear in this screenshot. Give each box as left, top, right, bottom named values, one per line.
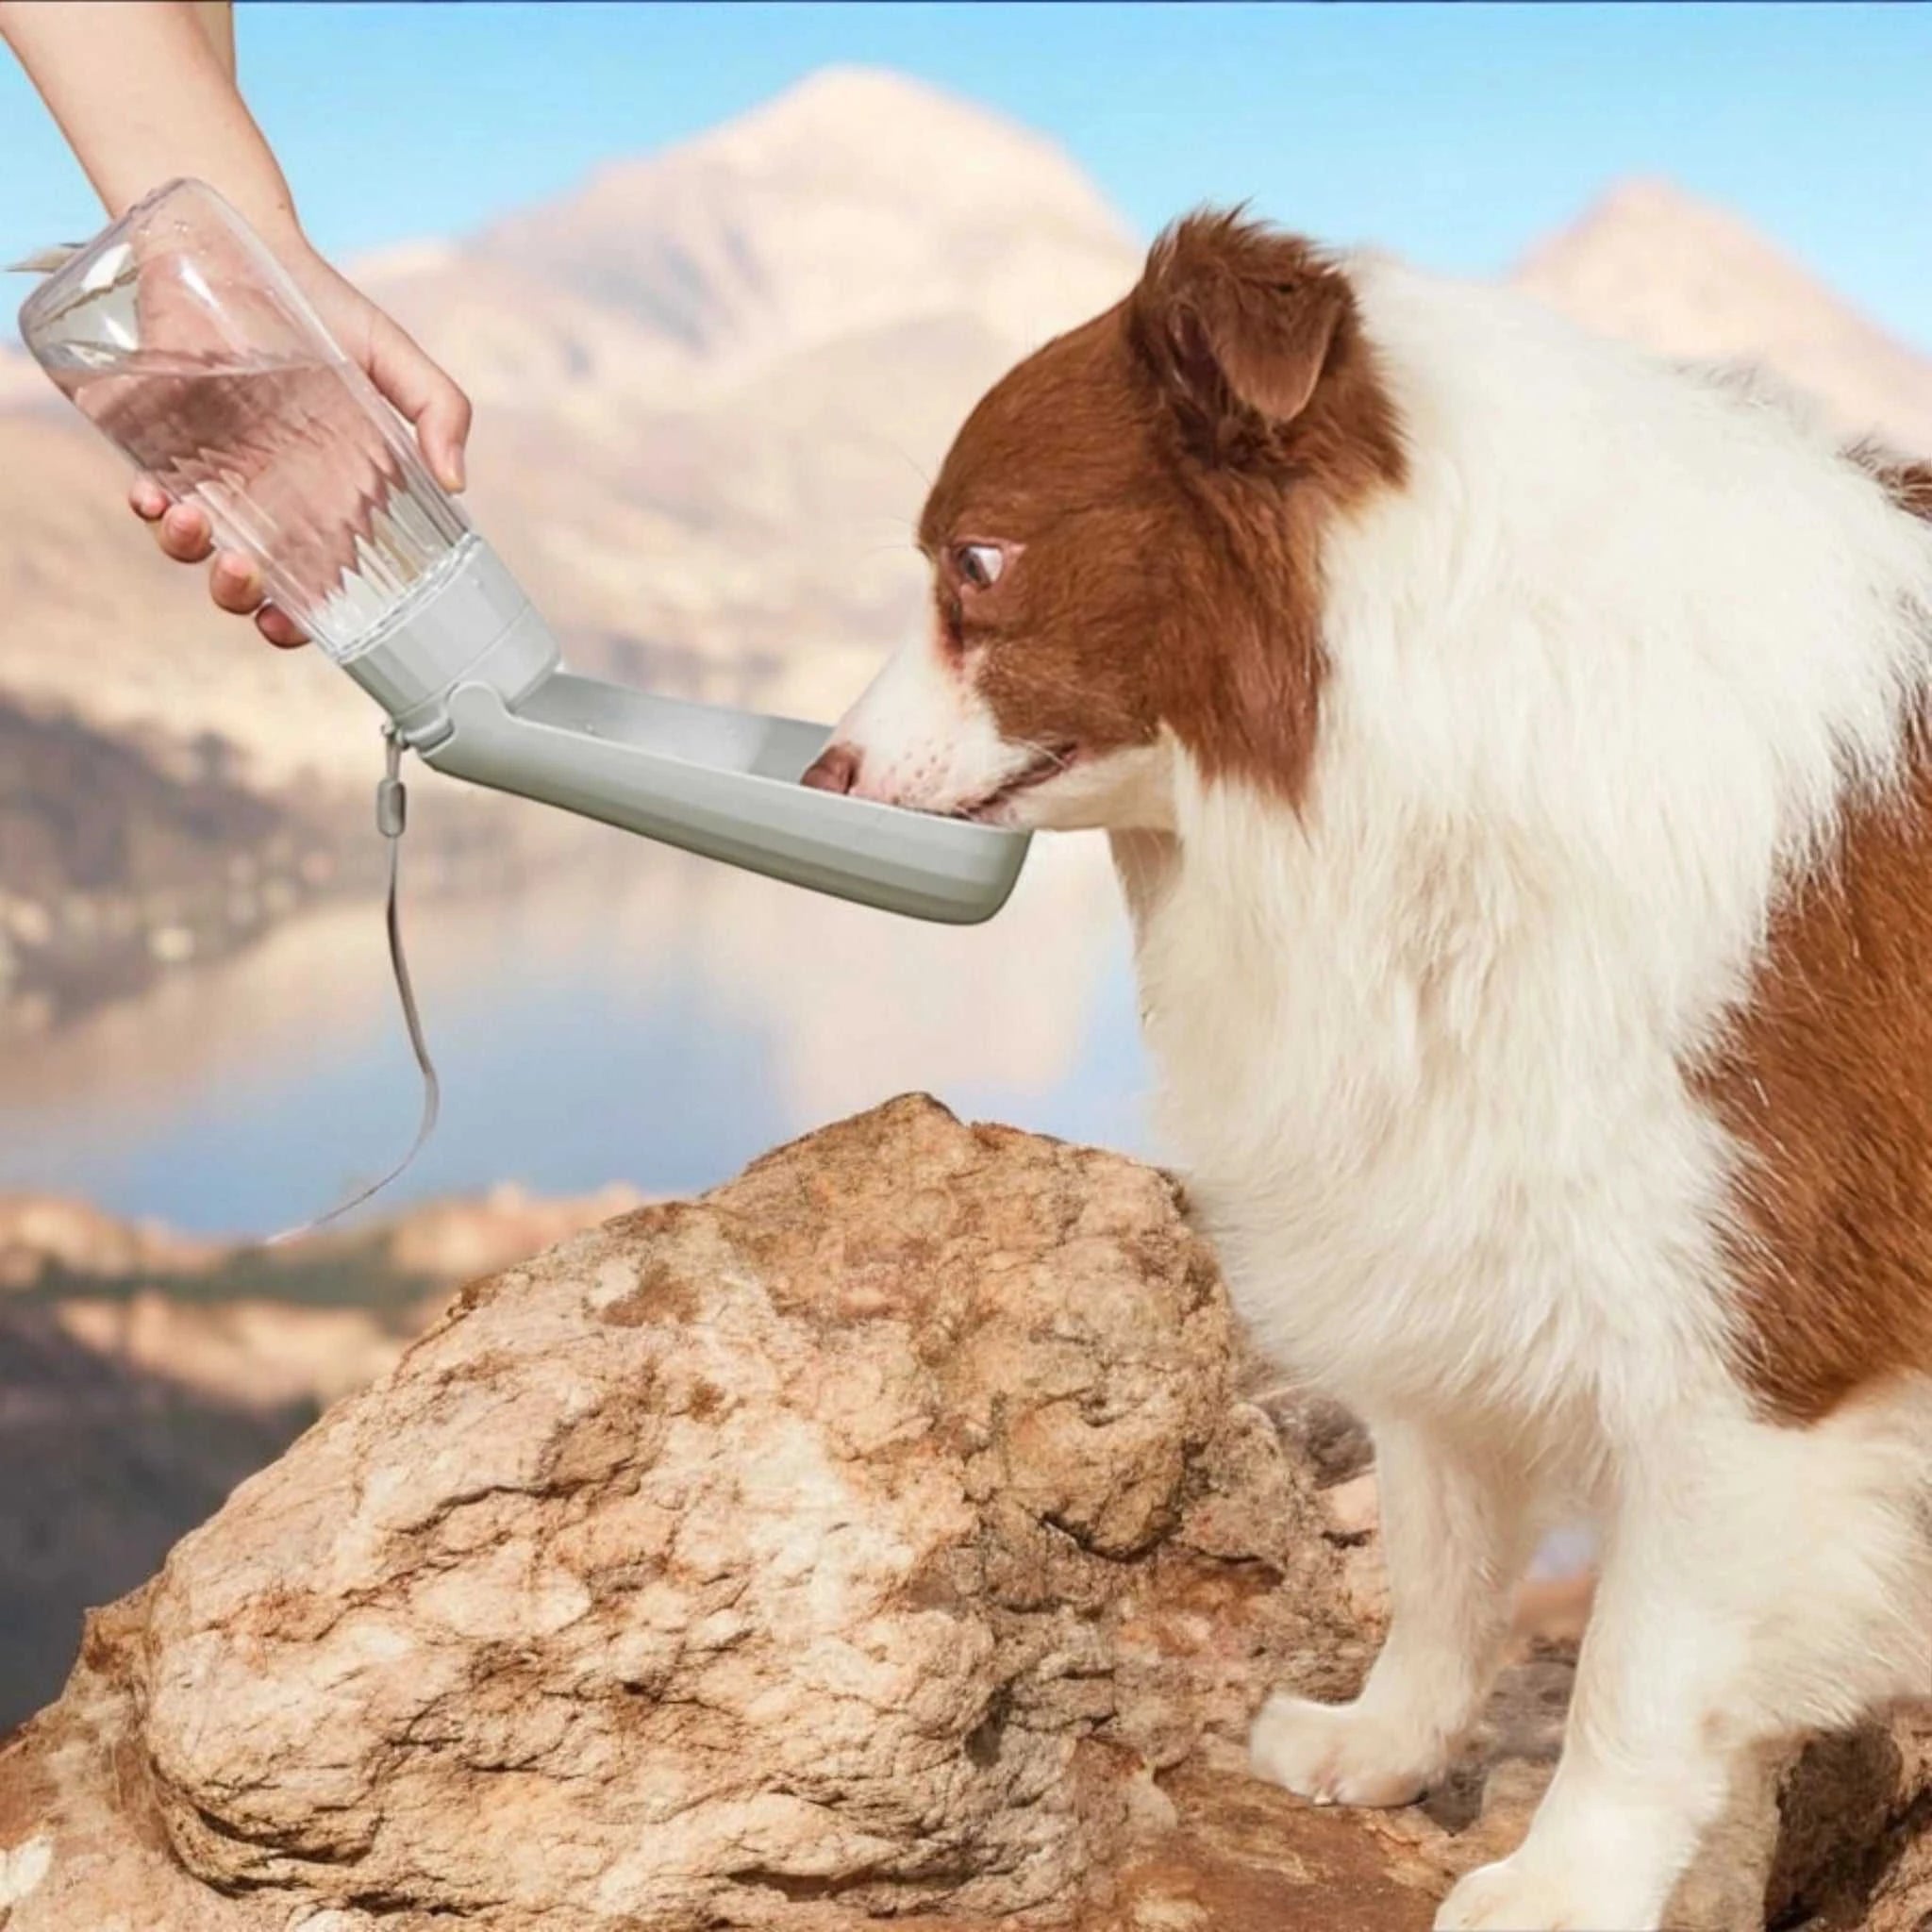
left=1131, top=210, right=1354, bottom=462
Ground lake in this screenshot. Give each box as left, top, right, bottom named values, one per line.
left=0, top=819, right=1154, bottom=1236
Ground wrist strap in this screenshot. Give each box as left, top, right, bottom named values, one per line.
left=262, top=727, right=441, bottom=1246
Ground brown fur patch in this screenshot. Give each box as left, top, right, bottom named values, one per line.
left=919, top=210, right=1405, bottom=804
left=1697, top=456, right=1932, bottom=1423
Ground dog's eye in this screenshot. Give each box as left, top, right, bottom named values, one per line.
left=956, top=542, right=1004, bottom=590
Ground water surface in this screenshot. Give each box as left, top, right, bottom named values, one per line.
left=0, top=827, right=1151, bottom=1235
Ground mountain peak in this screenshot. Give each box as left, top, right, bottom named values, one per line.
left=1515, top=175, right=1932, bottom=451
left=1568, top=175, right=1744, bottom=233
left=461, top=63, right=1136, bottom=388
left=560, top=62, right=1127, bottom=243
left=1519, top=175, right=1799, bottom=291
left=704, top=64, right=1091, bottom=184
left=723, top=63, right=1023, bottom=148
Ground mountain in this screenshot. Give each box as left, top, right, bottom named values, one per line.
left=410, top=65, right=1133, bottom=407
left=0, top=692, right=352, bottom=1024
left=1515, top=176, right=1932, bottom=454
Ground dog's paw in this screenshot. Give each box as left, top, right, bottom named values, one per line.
left=1433, top=1857, right=1658, bottom=1931
left=1248, top=1691, right=1440, bottom=1808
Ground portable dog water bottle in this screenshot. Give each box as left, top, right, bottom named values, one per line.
left=17, top=179, right=1027, bottom=924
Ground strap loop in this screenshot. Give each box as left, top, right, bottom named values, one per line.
left=263, top=725, right=441, bottom=1246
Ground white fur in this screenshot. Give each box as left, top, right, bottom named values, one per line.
left=828, top=613, right=1180, bottom=829
left=830, top=257, right=1932, bottom=1928
left=826, top=615, right=1033, bottom=813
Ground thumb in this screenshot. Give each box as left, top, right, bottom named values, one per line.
left=365, top=315, right=473, bottom=495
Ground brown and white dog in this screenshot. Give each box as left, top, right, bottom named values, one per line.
left=802, top=211, right=1932, bottom=1930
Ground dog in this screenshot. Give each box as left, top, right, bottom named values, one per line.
left=801, top=210, right=1932, bottom=1930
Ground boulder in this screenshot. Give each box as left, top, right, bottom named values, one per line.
left=1, top=1097, right=1928, bottom=1930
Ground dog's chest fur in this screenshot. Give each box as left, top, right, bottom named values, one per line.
left=1130, top=791, right=1736, bottom=1445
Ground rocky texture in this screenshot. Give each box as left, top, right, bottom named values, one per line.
left=128, top=1096, right=1332, bottom=1925
left=5, top=1099, right=1932, bottom=1930
left=0, top=1183, right=644, bottom=1729
left=0, top=1099, right=1364, bottom=1928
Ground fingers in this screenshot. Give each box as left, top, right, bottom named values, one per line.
left=211, top=551, right=308, bottom=646
left=255, top=604, right=308, bottom=650
left=208, top=551, right=263, bottom=614
left=133, top=483, right=218, bottom=580
left=418, top=379, right=473, bottom=493
left=126, top=477, right=308, bottom=646
left=151, top=501, right=214, bottom=564
left=367, top=315, right=473, bottom=493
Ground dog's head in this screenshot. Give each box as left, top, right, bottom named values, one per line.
left=802, top=211, right=1405, bottom=830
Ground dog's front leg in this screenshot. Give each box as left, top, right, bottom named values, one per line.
left=1433, top=1453, right=1736, bottom=1931
left=1433, top=1410, right=1927, bottom=1932
left=1253, top=1416, right=1540, bottom=1807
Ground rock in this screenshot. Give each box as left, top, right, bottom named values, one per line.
left=3, top=1096, right=1931, bottom=1930
left=0, top=1300, right=306, bottom=1734
left=0, top=1183, right=655, bottom=1729
left=1248, top=1384, right=1374, bottom=1491
left=0, top=1099, right=1366, bottom=1930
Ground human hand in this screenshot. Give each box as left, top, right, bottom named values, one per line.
left=130, top=241, right=473, bottom=647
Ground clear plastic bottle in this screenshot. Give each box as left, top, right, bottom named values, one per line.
left=16, top=180, right=1025, bottom=922
left=18, top=177, right=475, bottom=664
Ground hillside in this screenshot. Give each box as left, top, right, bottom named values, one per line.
left=0, top=692, right=344, bottom=1024
left=1515, top=176, right=1932, bottom=453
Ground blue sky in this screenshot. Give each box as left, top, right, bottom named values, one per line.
left=5, top=2, right=1931, bottom=349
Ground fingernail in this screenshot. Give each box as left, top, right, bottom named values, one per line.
left=447, top=451, right=466, bottom=493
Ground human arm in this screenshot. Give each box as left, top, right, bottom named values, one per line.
left=1, top=0, right=471, bottom=643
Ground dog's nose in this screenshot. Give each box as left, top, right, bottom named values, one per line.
left=800, top=742, right=861, bottom=793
